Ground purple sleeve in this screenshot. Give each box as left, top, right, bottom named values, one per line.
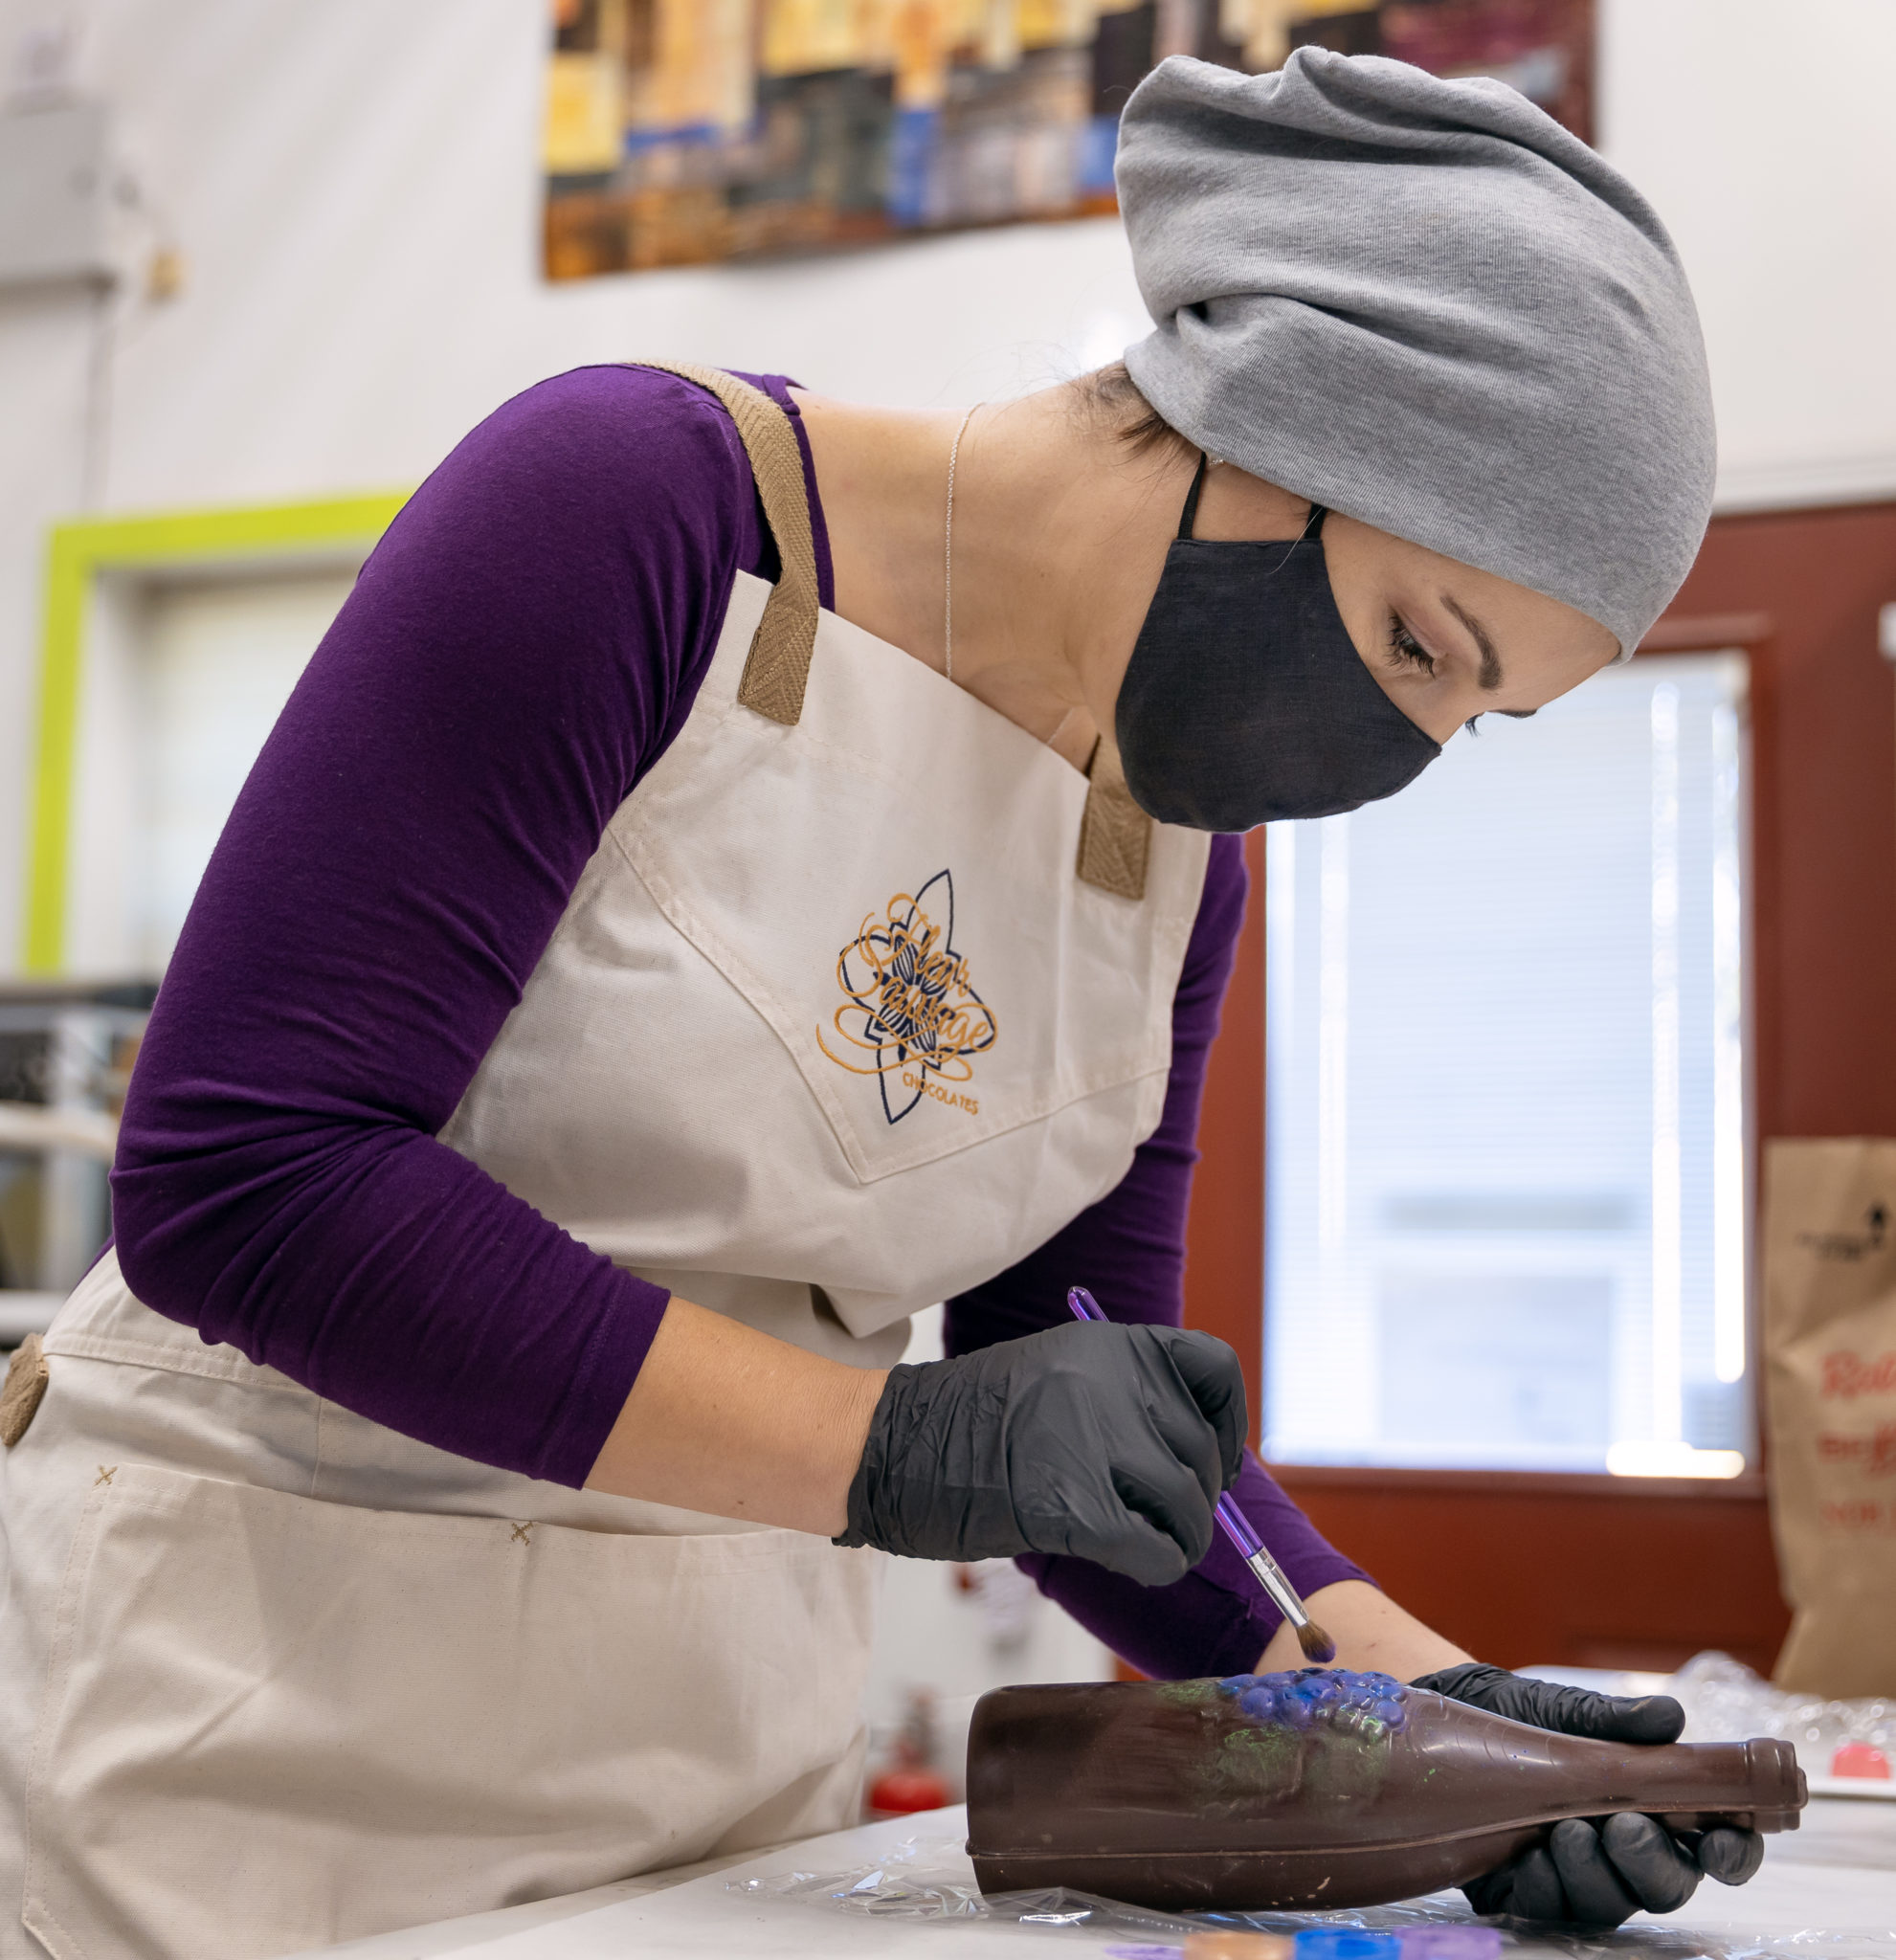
left=111, top=365, right=828, bottom=1489
left=944, top=834, right=1373, bottom=1679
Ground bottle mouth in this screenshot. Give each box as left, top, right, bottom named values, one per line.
left=1715, top=1738, right=1807, bottom=1832
left=1754, top=1736, right=1811, bottom=1807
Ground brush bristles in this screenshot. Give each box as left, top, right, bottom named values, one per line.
left=1296, top=1621, right=1337, bottom=1666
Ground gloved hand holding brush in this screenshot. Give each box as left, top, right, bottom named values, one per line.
left=834, top=1319, right=1248, bottom=1586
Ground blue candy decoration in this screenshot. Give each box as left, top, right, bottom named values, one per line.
left=1213, top=1662, right=1409, bottom=1734
left=1295, top=1930, right=1400, bottom=1960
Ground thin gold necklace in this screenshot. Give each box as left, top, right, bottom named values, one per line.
left=943, top=402, right=981, bottom=684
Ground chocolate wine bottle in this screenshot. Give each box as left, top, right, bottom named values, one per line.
left=966, top=1670, right=1804, bottom=1911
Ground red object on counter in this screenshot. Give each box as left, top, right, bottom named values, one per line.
left=868, top=1767, right=951, bottom=1815
left=1830, top=1742, right=1893, bottom=1780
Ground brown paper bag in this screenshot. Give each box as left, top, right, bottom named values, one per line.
left=1762, top=1138, right=1896, bottom=1696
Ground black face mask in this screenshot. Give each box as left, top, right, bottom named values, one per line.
left=1116, top=457, right=1442, bottom=832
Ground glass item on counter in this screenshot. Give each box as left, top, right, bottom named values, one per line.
left=867, top=1684, right=953, bottom=1817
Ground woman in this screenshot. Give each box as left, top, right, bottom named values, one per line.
left=0, top=48, right=1751, bottom=1959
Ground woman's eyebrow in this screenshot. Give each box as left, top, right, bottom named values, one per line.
left=1443, top=593, right=1504, bottom=690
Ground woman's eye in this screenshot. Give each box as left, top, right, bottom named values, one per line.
left=1387, top=613, right=1435, bottom=676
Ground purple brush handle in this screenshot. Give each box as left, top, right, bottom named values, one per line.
left=1065, top=1284, right=1304, bottom=1627
left=1215, top=1489, right=1264, bottom=1559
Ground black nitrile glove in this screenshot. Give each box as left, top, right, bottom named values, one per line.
left=1417, top=1662, right=1766, bottom=1927
left=835, top=1321, right=1246, bottom=1586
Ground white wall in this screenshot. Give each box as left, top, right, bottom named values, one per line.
left=1599, top=0, right=1896, bottom=511
left=3, top=0, right=1894, bottom=975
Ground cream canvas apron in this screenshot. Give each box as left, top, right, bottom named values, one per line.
left=0, top=366, right=1210, bottom=1960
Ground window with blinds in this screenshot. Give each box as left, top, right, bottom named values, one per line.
left=1263, top=653, right=1750, bottom=1477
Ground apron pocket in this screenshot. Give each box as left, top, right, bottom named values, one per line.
left=24, top=1463, right=875, bottom=1960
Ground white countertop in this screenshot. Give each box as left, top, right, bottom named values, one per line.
left=289, top=1793, right=1896, bottom=1960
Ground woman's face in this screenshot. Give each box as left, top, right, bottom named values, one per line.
left=1322, top=513, right=1624, bottom=744
left=1187, top=459, right=1623, bottom=746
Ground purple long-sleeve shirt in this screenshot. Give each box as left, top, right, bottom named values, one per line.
left=111, top=365, right=1368, bottom=1680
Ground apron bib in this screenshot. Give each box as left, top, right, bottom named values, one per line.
left=0, top=366, right=1209, bottom=1960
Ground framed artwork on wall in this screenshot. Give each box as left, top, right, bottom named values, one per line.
left=543, top=0, right=1595, bottom=280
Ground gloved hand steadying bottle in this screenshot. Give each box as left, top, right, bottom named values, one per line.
left=1416, top=1662, right=1767, bottom=1926
left=833, top=1321, right=1248, bottom=1587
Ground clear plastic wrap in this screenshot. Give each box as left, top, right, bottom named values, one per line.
left=725, top=1835, right=1896, bottom=1957
left=1673, top=1652, right=1895, bottom=1787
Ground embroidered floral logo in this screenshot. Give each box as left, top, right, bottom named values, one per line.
left=817, top=868, right=997, bottom=1125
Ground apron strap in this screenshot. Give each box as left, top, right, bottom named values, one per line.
left=624, top=360, right=819, bottom=727
left=1076, top=739, right=1151, bottom=901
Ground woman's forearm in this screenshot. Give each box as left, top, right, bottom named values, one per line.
left=584, top=1296, right=887, bottom=1533
left=1256, top=1578, right=1473, bottom=1681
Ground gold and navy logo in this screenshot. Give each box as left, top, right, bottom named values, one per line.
left=817, top=869, right=997, bottom=1124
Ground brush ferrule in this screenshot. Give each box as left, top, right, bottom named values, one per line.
left=1244, top=1550, right=1307, bottom=1629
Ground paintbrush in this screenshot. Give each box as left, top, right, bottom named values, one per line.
left=1065, top=1285, right=1337, bottom=1667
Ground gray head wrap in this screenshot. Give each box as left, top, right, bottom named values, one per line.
left=1115, top=50, right=1715, bottom=655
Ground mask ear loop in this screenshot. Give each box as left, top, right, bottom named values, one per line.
left=1182, top=452, right=1331, bottom=544
left=1177, top=452, right=1211, bottom=539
